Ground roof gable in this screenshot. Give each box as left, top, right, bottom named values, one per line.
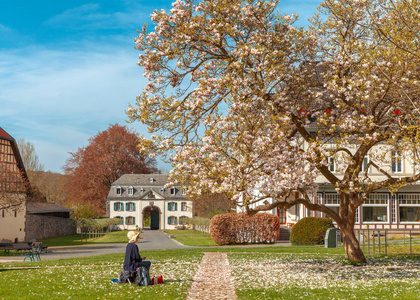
left=0, top=127, right=29, bottom=188
left=140, top=190, right=165, bottom=200
left=0, top=127, right=13, bottom=141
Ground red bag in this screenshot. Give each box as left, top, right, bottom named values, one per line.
left=151, top=275, right=163, bottom=285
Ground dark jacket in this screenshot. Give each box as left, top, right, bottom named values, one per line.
left=123, top=242, right=143, bottom=272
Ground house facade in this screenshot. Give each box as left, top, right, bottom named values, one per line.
left=0, top=127, right=29, bottom=241
left=240, top=143, right=420, bottom=230
left=106, top=174, right=193, bottom=230
left=308, top=143, right=420, bottom=230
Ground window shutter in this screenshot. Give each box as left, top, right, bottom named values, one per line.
left=120, top=217, right=123, bottom=225
left=121, top=203, right=124, bottom=211
left=125, top=203, right=128, bottom=211
left=168, top=203, right=171, bottom=211
left=132, top=203, right=136, bottom=211
left=168, top=217, right=170, bottom=225
left=175, top=203, right=178, bottom=211
left=133, top=217, right=136, bottom=225
left=175, top=216, right=178, bottom=224
left=125, top=217, right=128, bottom=225
left=114, top=203, right=117, bottom=211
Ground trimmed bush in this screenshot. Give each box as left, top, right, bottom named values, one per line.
left=210, top=212, right=280, bottom=245
left=290, top=217, right=334, bottom=245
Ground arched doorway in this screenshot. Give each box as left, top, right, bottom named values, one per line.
left=142, top=205, right=161, bottom=230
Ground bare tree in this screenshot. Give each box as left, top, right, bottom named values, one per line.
left=16, top=139, right=44, bottom=173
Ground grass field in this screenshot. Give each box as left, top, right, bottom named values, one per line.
left=2, top=231, right=420, bottom=299
left=165, top=229, right=218, bottom=246
left=38, top=230, right=131, bottom=246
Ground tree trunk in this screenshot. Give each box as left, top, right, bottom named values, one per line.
left=340, top=225, right=367, bottom=263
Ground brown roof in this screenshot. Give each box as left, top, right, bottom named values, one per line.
left=0, top=127, right=29, bottom=183
left=0, top=127, right=13, bottom=141
left=26, top=202, right=73, bottom=214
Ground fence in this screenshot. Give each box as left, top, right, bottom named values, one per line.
left=335, top=229, right=420, bottom=256
left=192, top=224, right=210, bottom=234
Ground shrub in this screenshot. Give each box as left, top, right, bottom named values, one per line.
left=210, top=212, right=280, bottom=245
left=290, top=217, right=334, bottom=245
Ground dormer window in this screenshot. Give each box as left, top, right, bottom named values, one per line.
left=116, top=186, right=122, bottom=195
left=161, top=188, right=165, bottom=192
left=128, top=186, right=134, bottom=195
left=170, top=187, right=176, bottom=195
left=327, top=157, right=335, bottom=173
left=392, top=151, right=402, bottom=173
left=140, top=187, right=144, bottom=193
left=182, top=187, right=188, bottom=195
left=149, top=177, right=154, bottom=183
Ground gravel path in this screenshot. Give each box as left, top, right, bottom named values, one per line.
left=187, top=252, right=237, bottom=300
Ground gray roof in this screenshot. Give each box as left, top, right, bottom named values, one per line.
left=27, top=202, right=73, bottom=214
left=112, top=174, right=171, bottom=186
left=107, top=174, right=187, bottom=200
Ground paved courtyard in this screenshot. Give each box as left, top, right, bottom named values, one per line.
left=0, top=230, right=188, bottom=263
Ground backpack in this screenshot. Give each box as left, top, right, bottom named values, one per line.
left=135, top=266, right=151, bottom=286
left=118, top=269, right=136, bottom=284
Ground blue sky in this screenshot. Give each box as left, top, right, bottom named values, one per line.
left=0, top=0, right=321, bottom=173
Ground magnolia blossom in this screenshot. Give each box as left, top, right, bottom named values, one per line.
left=129, top=0, right=420, bottom=262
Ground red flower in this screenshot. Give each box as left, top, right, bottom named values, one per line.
left=298, top=109, right=307, bottom=116
left=393, top=109, right=402, bottom=115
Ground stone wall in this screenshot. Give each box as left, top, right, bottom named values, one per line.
left=25, top=214, right=76, bottom=240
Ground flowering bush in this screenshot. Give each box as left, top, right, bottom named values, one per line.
left=290, top=217, right=334, bottom=245
left=210, top=213, right=279, bottom=245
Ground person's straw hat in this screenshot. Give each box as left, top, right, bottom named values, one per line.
left=127, top=231, right=141, bottom=243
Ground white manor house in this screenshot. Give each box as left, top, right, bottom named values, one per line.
left=238, top=144, right=420, bottom=231
left=107, top=174, right=193, bottom=230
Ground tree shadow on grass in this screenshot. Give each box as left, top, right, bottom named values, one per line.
left=161, top=279, right=194, bottom=283
left=0, top=267, right=40, bottom=272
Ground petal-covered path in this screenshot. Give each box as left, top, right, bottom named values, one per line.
left=187, top=252, right=237, bottom=300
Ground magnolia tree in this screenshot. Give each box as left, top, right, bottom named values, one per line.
left=129, top=0, right=420, bottom=263
left=367, top=0, right=420, bottom=58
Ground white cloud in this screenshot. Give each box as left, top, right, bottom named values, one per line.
left=0, top=44, right=152, bottom=172
left=44, top=3, right=149, bottom=30
left=0, top=24, right=11, bottom=32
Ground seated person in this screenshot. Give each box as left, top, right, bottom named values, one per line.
left=123, top=231, right=151, bottom=272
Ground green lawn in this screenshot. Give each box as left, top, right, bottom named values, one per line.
left=2, top=231, right=420, bottom=299
left=38, top=230, right=133, bottom=246
left=2, top=248, right=420, bottom=299
left=165, top=230, right=218, bottom=246
left=0, top=249, right=203, bottom=300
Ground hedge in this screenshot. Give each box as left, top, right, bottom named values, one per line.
left=290, top=217, right=334, bottom=245
left=210, top=212, right=280, bottom=245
